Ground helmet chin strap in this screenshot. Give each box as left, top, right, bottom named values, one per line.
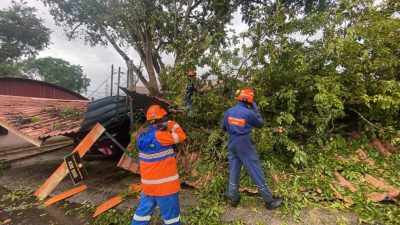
left=239, top=99, right=250, bottom=104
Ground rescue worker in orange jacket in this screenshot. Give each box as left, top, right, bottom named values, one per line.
left=132, top=105, right=186, bottom=225
left=222, top=88, right=283, bottom=209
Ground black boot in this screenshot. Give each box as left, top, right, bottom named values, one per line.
left=265, top=197, right=283, bottom=210
left=224, top=193, right=240, bottom=207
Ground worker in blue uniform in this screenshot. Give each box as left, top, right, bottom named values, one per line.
left=221, top=88, right=283, bottom=209
left=184, top=70, right=197, bottom=114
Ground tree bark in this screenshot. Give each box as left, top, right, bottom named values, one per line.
left=140, top=28, right=160, bottom=96
left=97, top=24, right=151, bottom=91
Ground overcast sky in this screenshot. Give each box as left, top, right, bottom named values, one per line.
left=0, top=0, right=248, bottom=99
left=0, top=0, right=132, bottom=99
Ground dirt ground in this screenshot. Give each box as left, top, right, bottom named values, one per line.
left=0, top=185, right=93, bottom=225
left=0, top=145, right=359, bottom=225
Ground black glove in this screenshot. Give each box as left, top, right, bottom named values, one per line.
left=157, top=121, right=169, bottom=130
left=250, top=102, right=259, bottom=113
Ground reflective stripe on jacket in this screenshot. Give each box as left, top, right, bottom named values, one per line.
left=138, top=120, right=186, bottom=196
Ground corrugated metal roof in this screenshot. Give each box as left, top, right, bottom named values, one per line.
left=0, top=77, right=87, bottom=100
left=0, top=95, right=88, bottom=146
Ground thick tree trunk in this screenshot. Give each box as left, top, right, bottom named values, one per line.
left=139, top=29, right=160, bottom=96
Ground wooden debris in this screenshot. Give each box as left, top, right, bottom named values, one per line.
left=356, top=149, right=367, bottom=160
left=43, top=185, right=88, bottom=207
left=383, top=142, right=398, bottom=154
left=334, top=171, right=356, bottom=192
left=368, top=192, right=387, bottom=202
left=93, top=196, right=123, bottom=217
left=273, top=174, right=279, bottom=184
left=347, top=149, right=375, bottom=166
left=349, top=131, right=361, bottom=140
left=117, top=153, right=140, bottom=174
left=93, top=183, right=142, bottom=217
left=371, top=139, right=392, bottom=157
left=328, top=184, right=353, bottom=204
left=34, top=123, right=105, bottom=200
left=239, top=187, right=258, bottom=194
left=365, top=174, right=400, bottom=197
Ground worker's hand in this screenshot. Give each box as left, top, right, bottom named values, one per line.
left=250, top=102, right=259, bottom=112
left=157, top=121, right=169, bottom=131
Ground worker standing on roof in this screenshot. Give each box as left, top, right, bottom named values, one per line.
left=132, top=104, right=186, bottom=225
left=221, top=88, right=283, bottom=209
left=184, top=70, right=197, bottom=114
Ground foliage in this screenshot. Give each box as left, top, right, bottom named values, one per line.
left=59, top=107, right=83, bottom=119
left=0, top=61, right=22, bottom=77
left=20, top=57, right=90, bottom=93
left=31, top=116, right=41, bottom=123
left=65, top=203, right=96, bottom=217
left=2, top=188, right=31, bottom=202
left=0, top=1, right=50, bottom=63
left=94, top=208, right=134, bottom=225
left=0, top=163, right=7, bottom=176
left=179, top=126, right=400, bottom=224
left=41, top=0, right=242, bottom=95
left=165, top=0, right=400, bottom=164
left=237, top=0, right=400, bottom=153
left=181, top=173, right=227, bottom=224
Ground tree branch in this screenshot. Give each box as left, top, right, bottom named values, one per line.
left=181, top=0, right=194, bottom=35
left=349, top=108, right=382, bottom=131
left=97, top=24, right=131, bottom=62
left=67, top=22, right=83, bottom=41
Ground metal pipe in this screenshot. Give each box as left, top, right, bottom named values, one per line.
left=104, top=131, right=126, bottom=152
left=116, top=67, right=121, bottom=120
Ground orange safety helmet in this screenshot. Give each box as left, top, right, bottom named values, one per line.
left=236, top=88, right=254, bottom=103
left=146, top=104, right=167, bottom=121
left=187, top=70, right=197, bottom=77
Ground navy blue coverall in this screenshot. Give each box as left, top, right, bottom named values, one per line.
left=184, top=81, right=196, bottom=114
left=221, top=102, right=274, bottom=203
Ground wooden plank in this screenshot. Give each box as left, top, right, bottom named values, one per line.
left=334, top=171, right=356, bottom=192
left=93, top=196, right=123, bottom=217
left=34, top=123, right=105, bottom=200
left=0, top=121, right=42, bottom=147
left=43, top=185, right=88, bottom=207
left=93, top=183, right=142, bottom=217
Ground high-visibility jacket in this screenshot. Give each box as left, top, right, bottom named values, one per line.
left=137, top=120, right=186, bottom=196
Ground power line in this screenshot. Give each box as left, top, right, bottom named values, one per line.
left=88, top=74, right=112, bottom=97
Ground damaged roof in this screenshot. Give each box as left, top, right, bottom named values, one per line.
left=0, top=95, right=88, bottom=146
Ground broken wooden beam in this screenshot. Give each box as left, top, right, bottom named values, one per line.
left=365, top=174, right=400, bottom=197
left=93, top=183, right=142, bottom=217
left=334, top=171, right=356, bottom=193
left=43, top=185, right=88, bottom=207
left=34, top=123, right=105, bottom=200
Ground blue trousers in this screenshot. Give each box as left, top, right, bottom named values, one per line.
left=227, top=136, right=273, bottom=203
left=184, top=96, right=193, bottom=114
left=132, top=193, right=180, bottom=225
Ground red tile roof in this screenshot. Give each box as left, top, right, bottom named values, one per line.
left=0, top=95, right=88, bottom=146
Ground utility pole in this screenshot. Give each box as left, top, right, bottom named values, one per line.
left=117, top=67, right=121, bottom=97
left=127, top=60, right=135, bottom=131
left=110, top=64, right=114, bottom=96
left=116, top=66, right=121, bottom=120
